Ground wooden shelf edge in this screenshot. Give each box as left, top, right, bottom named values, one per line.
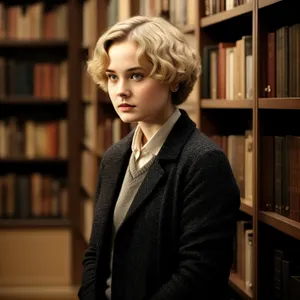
left=0, top=39, right=68, bottom=48
left=200, top=99, right=253, bottom=109
left=259, top=98, right=300, bottom=109
left=0, top=285, right=79, bottom=299
left=240, top=198, right=253, bottom=216
left=259, top=211, right=300, bottom=240
left=229, top=272, right=253, bottom=299
left=200, top=3, right=252, bottom=28
left=0, top=218, right=70, bottom=228
left=0, top=158, right=68, bottom=163
left=178, top=24, right=195, bottom=34
left=0, top=97, right=68, bottom=104
left=259, top=0, right=282, bottom=9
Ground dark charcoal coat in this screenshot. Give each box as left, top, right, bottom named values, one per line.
left=78, top=109, right=240, bottom=300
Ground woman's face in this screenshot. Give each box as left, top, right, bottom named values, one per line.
left=105, top=39, right=174, bottom=126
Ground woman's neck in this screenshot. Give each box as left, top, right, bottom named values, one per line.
left=139, top=106, right=176, bottom=142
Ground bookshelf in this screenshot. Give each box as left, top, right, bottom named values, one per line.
left=200, top=0, right=300, bottom=299
left=0, top=0, right=89, bottom=297
left=200, top=2, right=253, bottom=28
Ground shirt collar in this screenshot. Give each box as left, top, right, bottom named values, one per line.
left=131, top=108, right=181, bottom=160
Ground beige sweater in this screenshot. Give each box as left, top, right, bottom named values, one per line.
left=105, top=153, right=156, bottom=300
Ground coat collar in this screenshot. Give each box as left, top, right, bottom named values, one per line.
left=106, top=109, right=196, bottom=165
left=98, top=109, right=196, bottom=238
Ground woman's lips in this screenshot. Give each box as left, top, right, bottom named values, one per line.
left=118, top=104, right=135, bottom=112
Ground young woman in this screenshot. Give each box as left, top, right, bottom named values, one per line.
left=78, top=15, right=240, bottom=300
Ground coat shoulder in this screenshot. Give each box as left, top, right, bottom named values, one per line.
left=179, top=128, right=235, bottom=181
left=182, top=129, right=239, bottom=197
left=183, top=128, right=226, bottom=160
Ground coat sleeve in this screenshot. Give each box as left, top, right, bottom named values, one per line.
left=149, top=149, right=241, bottom=300
left=78, top=160, right=105, bottom=300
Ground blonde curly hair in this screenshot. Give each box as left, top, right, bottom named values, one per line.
left=87, top=15, right=200, bottom=105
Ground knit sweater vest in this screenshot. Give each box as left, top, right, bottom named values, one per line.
left=105, top=153, right=156, bottom=300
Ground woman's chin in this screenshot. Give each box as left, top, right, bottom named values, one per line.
left=118, top=114, right=139, bottom=124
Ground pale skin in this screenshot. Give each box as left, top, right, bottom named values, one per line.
left=105, top=39, right=177, bottom=143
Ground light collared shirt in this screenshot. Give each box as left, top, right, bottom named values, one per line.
left=131, top=108, right=181, bottom=170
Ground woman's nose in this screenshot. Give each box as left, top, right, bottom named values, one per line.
left=117, top=81, right=131, bottom=97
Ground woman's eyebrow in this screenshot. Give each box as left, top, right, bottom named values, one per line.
left=105, top=66, right=145, bottom=73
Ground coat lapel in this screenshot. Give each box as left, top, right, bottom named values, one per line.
left=124, top=158, right=165, bottom=222
left=97, top=132, right=133, bottom=240
left=122, top=109, right=196, bottom=226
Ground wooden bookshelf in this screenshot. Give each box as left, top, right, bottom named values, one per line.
left=200, top=99, right=253, bottom=109
left=0, top=285, right=79, bottom=300
left=0, top=39, right=68, bottom=48
left=240, top=198, right=253, bottom=216
left=0, top=158, right=68, bottom=164
left=200, top=2, right=252, bottom=28
left=259, top=98, right=300, bottom=109
left=0, top=218, right=70, bottom=228
left=258, top=0, right=282, bottom=9
left=177, top=24, right=195, bottom=34
left=0, top=97, right=68, bottom=105
left=259, top=211, right=300, bottom=240
left=200, top=0, right=300, bottom=299
left=0, top=0, right=87, bottom=292
left=229, top=272, right=253, bottom=300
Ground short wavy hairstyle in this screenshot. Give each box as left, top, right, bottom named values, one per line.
left=87, top=15, right=201, bottom=105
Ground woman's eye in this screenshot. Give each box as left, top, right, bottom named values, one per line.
left=131, top=73, right=143, bottom=81
left=107, top=74, right=117, bottom=81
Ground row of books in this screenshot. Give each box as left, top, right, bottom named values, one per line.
left=202, top=36, right=253, bottom=100
left=106, top=0, right=195, bottom=28
left=204, top=0, right=252, bottom=16
left=232, top=220, right=253, bottom=293
left=0, top=118, right=67, bottom=159
left=209, top=131, right=253, bottom=202
left=0, top=2, right=68, bottom=40
left=0, top=59, right=68, bottom=99
left=0, top=173, right=68, bottom=219
left=266, top=24, right=300, bottom=98
left=274, top=248, right=300, bottom=300
left=261, top=135, right=300, bottom=223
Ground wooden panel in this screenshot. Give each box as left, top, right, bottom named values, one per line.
left=178, top=25, right=195, bottom=34
left=259, top=0, right=282, bottom=9
left=200, top=3, right=252, bottom=28
left=201, top=99, right=253, bottom=109
left=0, top=285, right=78, bottom=300
left=0, top=229, right=72, bottom=286
left=0, top=97, right=68, bottom=105
left=259, top=211, right=300, bottom=240
left=0, top=219, right=70, bottom=228
left=0, top=158, right=68, bottom=164
left=259, top=98, right=300, bottom=109
left=240, top=198, right=253, bottom=216
left=0, top=40, right=67, bottom=48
